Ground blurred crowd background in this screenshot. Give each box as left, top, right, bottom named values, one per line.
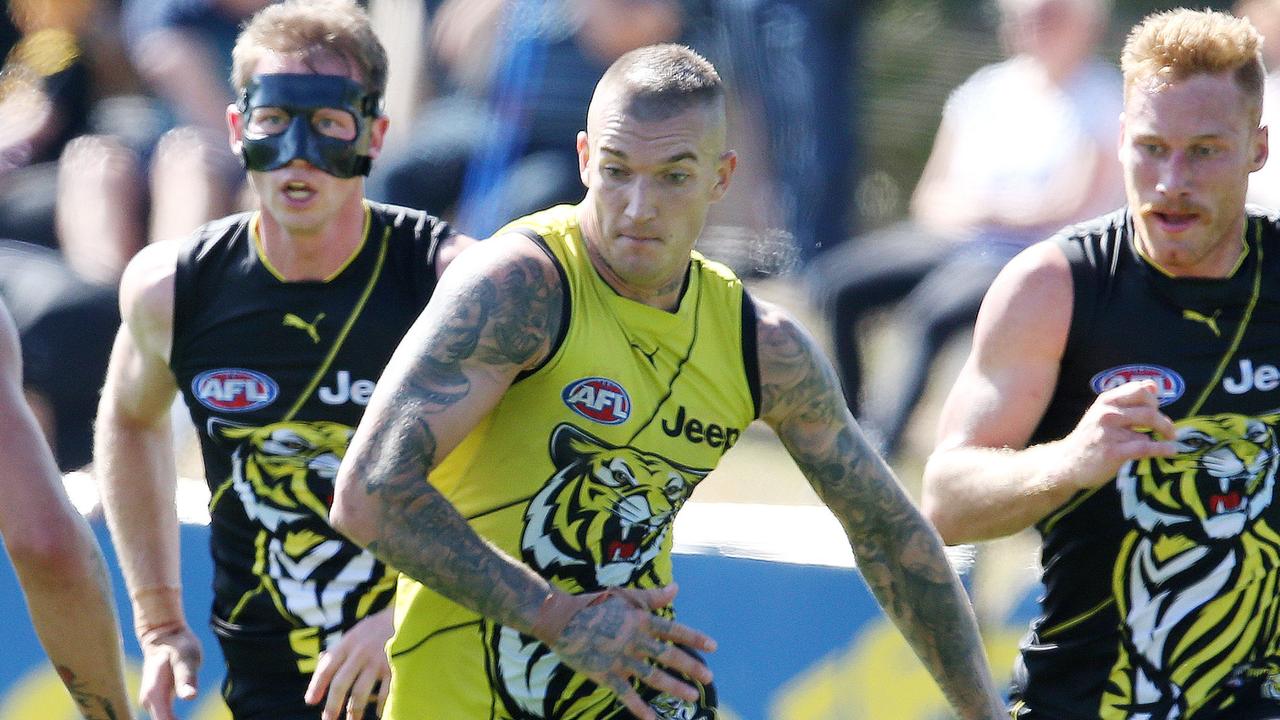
left=0, top=0, right=1277, bottom=532
left=1, top=0, right=1279, bottom=716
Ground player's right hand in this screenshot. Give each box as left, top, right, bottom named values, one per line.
left=548, top=584, right=716, bottom=720
left=1058, top=380, right=1178, bottom=490
left=137, top=624, right=202, bottom=720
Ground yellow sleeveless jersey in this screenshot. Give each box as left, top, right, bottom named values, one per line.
left=385, top=205, right=758, bottom=719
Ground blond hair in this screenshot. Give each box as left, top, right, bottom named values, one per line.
left=230, top=0, right=388, bottom=98
left=1121, top=8, right=1265, bottom=122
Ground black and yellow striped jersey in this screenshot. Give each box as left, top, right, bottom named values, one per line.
left=170, top=201, right=454, bottom=673
left=385, top=204, right=758, bottom=719
left=1014, top=207, right=1280, bottom=719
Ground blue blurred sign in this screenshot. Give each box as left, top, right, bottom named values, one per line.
left=0, top=506, right=1032, bottom=720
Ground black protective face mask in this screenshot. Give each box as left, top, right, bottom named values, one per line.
left=237, top=73, right=382, bottom=178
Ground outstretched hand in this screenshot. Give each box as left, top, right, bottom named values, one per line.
left=305, top=607, right=394, bottom=719
left=538, top=584, right=716, bottom=720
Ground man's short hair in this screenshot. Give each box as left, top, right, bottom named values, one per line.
left=230, top=0, right=388, bottom=98
left=1121, top=8, right=1265, bottom=124
left=595, top=43, right=724, bottom=123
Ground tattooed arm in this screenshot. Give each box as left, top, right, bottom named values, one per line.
left=0, top=301, right=135, bottom=720
left=753, top=298, right=1004, bottom=719
left=331, top=234, right=715, bottom=720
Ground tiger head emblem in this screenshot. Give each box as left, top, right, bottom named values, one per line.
left=521, top=424, right=708, bottom=591
left=1107, top=414, right=1280, bottom=716
left=212, top=419, right=353, bottom=525
left=1118, top=413, right=1280, bottom=541
left=211, top=419, right=389, bottom=639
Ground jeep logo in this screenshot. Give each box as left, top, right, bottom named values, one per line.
left=661, top=405, right=740, bottom=452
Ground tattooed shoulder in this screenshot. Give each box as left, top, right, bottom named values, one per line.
left=752, top=299, right=889, bottom=509
left=432, top=234, right=565, bottom=372
left=753, top=299, right=844, bottom=427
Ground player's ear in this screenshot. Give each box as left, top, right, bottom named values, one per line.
left=577, top=130, right=591, bottom=187
left=227, top=103, right=245, bottom=155
left=366, top=115, right=391, bottom=160
left=710, top=150, right=736, bottom=202
left=1249, top=124, right=1268, bottom=172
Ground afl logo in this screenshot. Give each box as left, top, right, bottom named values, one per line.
left=193, top=368, right=279, bottom=412
left=562, top=377, right=631, bottom=425
left=1090, top=364, right=1185, bottom=406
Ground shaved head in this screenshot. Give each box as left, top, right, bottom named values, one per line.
left=586, top=44, right=726, bottom=141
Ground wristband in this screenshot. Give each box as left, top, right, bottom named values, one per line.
left=129, top=584, right=185, bottom=641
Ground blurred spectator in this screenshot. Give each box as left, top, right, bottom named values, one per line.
left=0, top=1, right=141, bottom=471
left=54, top=0, right=270, bottom=286
left=1236, top=0, right=1280, bottom=210
left=124, top=0, right=272, bottom=238
left=809, top=0, right=1124, bottom=459
left=122, top=0, right=265, bottom=133
left=0, top=240, right=117, bottom=471
left=697, top=0, right=863, bottom=266
left=368, top=0, right=684, bottom=236
left=0, top=0, right=97, bottom=250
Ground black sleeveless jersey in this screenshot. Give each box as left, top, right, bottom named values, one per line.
left=1013, top=207, right=1280, bottom=718
left=170, top=201, right=454, bottom=672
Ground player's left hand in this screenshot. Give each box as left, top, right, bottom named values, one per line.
left=304, top=607, right=394, bottom=720
left=543, top=584, right=716, bottom=720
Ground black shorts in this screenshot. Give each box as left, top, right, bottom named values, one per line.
left=221, top=663, right=379, bottom=720
left=1009, top=700, right=1280, bottom=719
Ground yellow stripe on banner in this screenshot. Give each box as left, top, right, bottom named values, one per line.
left=772, top=619, right=1025, bottom=719
left=0, top=663, right=232, bottom=719
left=0, top=664, right=143, bottom=720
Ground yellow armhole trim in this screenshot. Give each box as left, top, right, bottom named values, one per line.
left=1040, top=486, right=1103, bottom=534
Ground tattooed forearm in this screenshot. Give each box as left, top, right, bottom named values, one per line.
left=56, top=666, right=123, bottom=720
left=361, top=408, right=544, bottom=626
left=789, top=430, right=992, bottom=707
left=756, top=304, right=1000, bottom=717
left=365, top=485, right=545, bottom=628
